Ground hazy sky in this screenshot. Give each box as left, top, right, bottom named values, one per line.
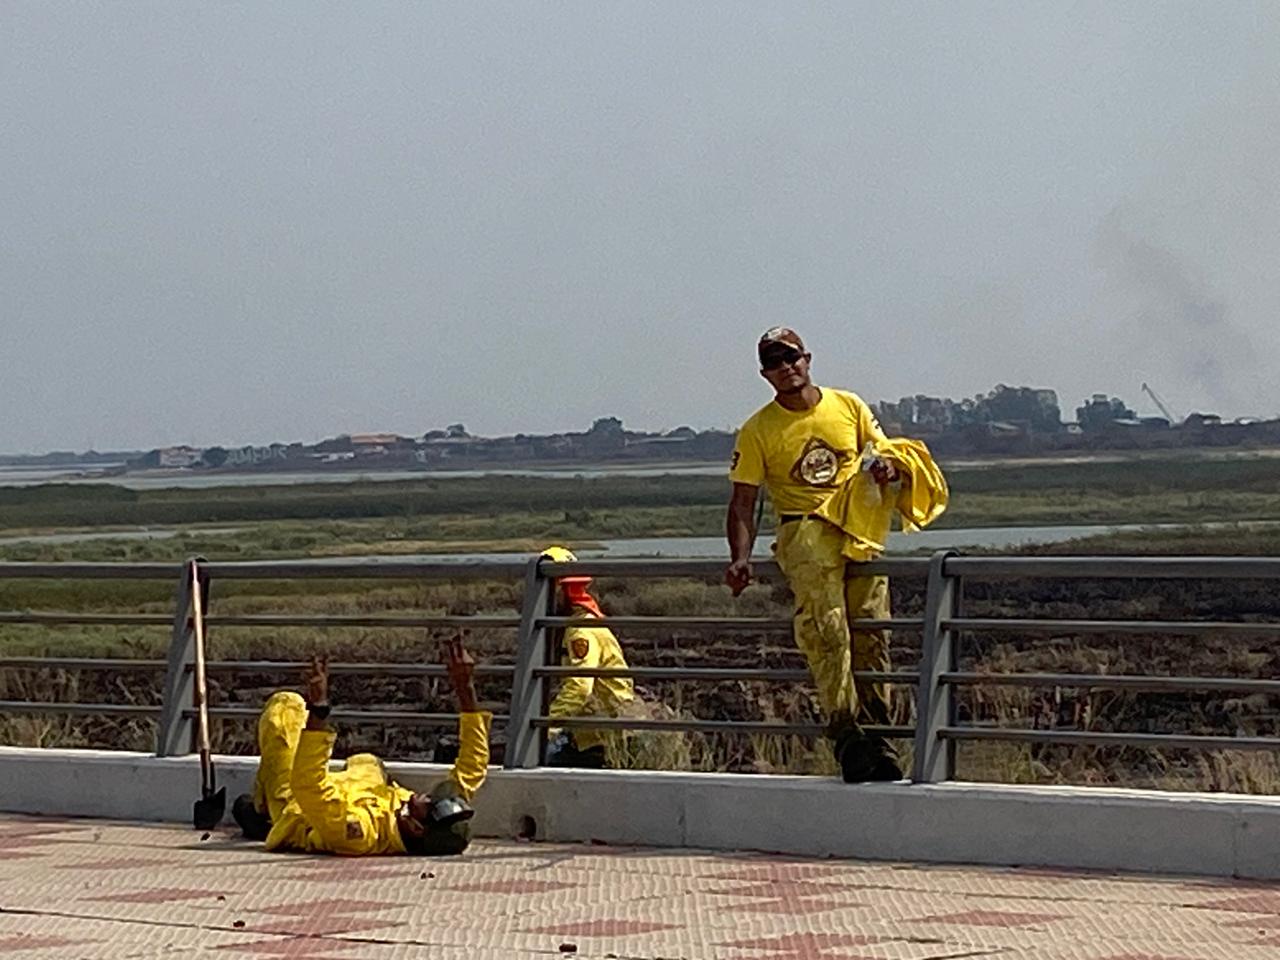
left=3, top=2, right=1278, bottom=453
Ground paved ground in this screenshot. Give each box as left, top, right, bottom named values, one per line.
left=0, top=814, right=1274, bottom=959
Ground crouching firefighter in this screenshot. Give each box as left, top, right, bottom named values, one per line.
left=232, top=635, right=490, bottom=856
left=540, top=545, right=641, bottom=768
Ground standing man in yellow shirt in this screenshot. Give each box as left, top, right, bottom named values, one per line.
left=725, top=327, right=945, bottom=783
left=540, top=545, right=639, bottom=768
left=231, top=635, right=491, bottom=855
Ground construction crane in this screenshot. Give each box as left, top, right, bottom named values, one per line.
left=1141, top=383, right=1178, bottom=424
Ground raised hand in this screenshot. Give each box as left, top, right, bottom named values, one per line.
left=304, top=653, right=330, bottom=705
left=442, top=633, right=478, bottom=713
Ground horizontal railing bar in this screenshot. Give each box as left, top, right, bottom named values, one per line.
left=533, top=716, right=914, bottom=737
left=202, top=560, right=530, bottom=580
left=532, top=666, right=919, bottom=684
left=946, top=617, right=1280, bottom=637
left=946, top=556, right=1280, bottom=580
left=202, top=661, right=516, bottom=677
left=0, top=657, right=516, bottom=677
left=940, top=726, right=1280, bottom=751
left=535, top=616, right=923, bottom=632
left=208, top=614, right=523, bottom=629
left=0, top=559, right=929, bottom=581
left=942, top=672, right=1280, bottom=695
left=545, top=558, right=924, bottom=579
left=6, top=556, right=1277, bottom=583
left=0, top=563, right=181, bottom=580
left=0, top=611, right=174, bottom=626
left=184, top=707, right=511, bottom=726
left=0, top=657, right=168, bottom=671
left=0, top=700, right=161, bottom=717
left=0, top=611, right=522, bottom=629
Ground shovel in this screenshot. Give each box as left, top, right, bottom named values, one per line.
left=189, top=560, right=226, bottom=829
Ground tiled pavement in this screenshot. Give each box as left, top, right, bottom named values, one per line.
left=0, top=814, right=1275, bottom=958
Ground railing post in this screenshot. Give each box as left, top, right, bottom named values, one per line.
left=155, top=557, right=209, bottom=757
left=912, top=550, right=958, bottom=783
left=505, top=557, right=553, bottom=769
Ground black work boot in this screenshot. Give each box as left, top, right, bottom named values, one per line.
left=827, top=712, right=877, bottom=784
left=863, top=737, right=904, bottom=782
left=232, top=793, right=271, bottom=841
left=548, top=740, right=607, bottom=769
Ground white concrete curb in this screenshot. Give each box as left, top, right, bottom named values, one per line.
left=3, top=745, right=1278, bottom=878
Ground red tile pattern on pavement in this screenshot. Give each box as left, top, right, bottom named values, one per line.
left=0, top=821, right=79, bottom=861
left=243, top=917, right=402, bottom=938
left=87, top=886, right=230, bottom=904
left=445, top=878, right=580, bottom=894
left=526, top=919, right=681, bottom=936
left=217, top=939, right=362, bottom=959
left=914, top=908, right=1068, bottom=928
left=1193, top=892, right=1280, bottom=913
left=3, top=813, right=1279, bottom=960
left=55, top=856, right=173, bottom=870
left=0, top=934, right=94, bottom=953
left=240, top=896, right=405, bottom=939
left=719, top=932, right=885, bottom=960
left=251, top=897, right=398, bottom=917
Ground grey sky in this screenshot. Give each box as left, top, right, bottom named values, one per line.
left=3, top=2, right=1278, bottom=453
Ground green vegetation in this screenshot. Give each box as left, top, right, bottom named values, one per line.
left=3, top=454, right=1280, bottom=538
left=2, top=454, right=1280, bottom=791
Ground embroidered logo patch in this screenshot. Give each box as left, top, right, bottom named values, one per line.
left=569, top=637, right=591, bottom=661
left=790, top=437, right=848, bottom=486
left=345, top=819, right=364, bottom=840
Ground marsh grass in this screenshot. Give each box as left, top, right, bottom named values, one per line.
left=3, top=461, right=1280, bottom=788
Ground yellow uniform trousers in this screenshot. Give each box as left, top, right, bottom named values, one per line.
left=774, top=518, right=893, bottom=729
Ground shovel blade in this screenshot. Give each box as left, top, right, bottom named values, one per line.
left=193, top=787, right=227, bottom=830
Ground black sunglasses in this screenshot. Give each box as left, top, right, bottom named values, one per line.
left=761, top=348, right=804, bottom=370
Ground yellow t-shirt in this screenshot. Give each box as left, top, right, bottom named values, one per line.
left=729, top=387, right=886, bottom=515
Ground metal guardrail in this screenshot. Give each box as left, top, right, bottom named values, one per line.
left=0, top=552, right=1278, bottom=783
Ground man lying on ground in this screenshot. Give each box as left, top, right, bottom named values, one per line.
left=232, top=635, right=491, bottom=855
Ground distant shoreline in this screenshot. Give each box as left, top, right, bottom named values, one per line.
left=5, top=443, right=1280, bottom=490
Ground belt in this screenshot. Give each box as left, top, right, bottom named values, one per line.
left=778, top=513, right=822, bottom=525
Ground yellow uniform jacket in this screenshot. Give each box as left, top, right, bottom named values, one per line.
left=547, top=609, right=635, bottom=724
left=264, top=711, right=491, bottom=855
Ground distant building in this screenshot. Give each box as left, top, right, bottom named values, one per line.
left=225, top=445, right=287, bottom=466
left=349, top=433, right=405, bottom=446
left=157, top=446, right=202, bottom=468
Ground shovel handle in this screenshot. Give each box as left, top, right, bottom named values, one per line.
left=190, top=561, right=214, bottom=793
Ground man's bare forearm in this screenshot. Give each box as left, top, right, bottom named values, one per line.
left=726, top=502, right=756, bottom=563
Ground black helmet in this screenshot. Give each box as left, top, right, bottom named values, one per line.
left=401, top=782, right=475, bottom=856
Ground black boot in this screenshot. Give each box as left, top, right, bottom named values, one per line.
left=547, top=737, right=607, bottom=769
left=232, top=793, right=271, bottom=841
left=827, top=712, right=877, bottom=784
left=863, top=737, right=904, bottom=782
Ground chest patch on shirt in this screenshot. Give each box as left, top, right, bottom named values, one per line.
left=345, top=819, right=364, bottom=841
left=790, top=437, right=847, bottom=486
left=569, top=637, right=591, bottom=660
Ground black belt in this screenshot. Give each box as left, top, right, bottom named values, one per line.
left=778, top=513, right=822, bottom=525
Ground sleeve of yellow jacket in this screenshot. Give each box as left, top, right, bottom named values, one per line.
left=289, top=729, right=380, bottom=855
left=447, top=711, right=492, bottom=803
left=885, top=437, right=949, bottom=533
left=547, top=624, right=603, bottom=721
left=813, top=437, right=949, bottom=561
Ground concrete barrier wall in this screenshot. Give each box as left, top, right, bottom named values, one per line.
left=3, top=745, right=1279, bottom=879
